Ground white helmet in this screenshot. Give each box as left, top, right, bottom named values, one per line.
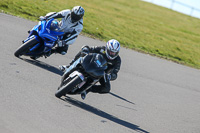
left=71, top=6, right=85, bottom=23
left=105, top=39, right=120, bottom=60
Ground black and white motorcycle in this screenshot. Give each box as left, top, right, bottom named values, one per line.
left=55, top=53, right=107, bottom=99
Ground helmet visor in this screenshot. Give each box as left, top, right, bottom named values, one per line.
left=71, top=12, right=83, bottom=22
left=106, top=48, right=119, bottom=59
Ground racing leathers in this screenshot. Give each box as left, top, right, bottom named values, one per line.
left=66, top=45, right=121, bottom=94
left=42, top=10, right=83, bottom=55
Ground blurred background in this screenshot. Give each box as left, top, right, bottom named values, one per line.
left=142, top=0, right=200, bottom=19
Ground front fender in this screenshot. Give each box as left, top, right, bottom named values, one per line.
left=24, top=35, right=39, bottom=43
left=69, top=71, right=85, bottom=81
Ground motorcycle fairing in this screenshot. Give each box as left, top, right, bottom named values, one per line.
left=64, top=57, right=83, bottom=75
left=23, top=18, right=64, bottom=56
left=81, top=53, right=107, bottom=78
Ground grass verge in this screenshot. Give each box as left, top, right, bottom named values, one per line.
left=1, top=0, right=200, bottom=69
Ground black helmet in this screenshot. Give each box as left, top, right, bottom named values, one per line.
left=71, top=6, right=85, bottom=23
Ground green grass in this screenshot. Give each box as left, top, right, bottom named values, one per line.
left=1, top=0, right=200, bottom=69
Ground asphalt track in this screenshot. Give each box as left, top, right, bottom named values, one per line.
left=0, top=13, right=200, bottom=133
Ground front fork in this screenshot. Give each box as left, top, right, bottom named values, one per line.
left=60, top=71, right=85, bottom=90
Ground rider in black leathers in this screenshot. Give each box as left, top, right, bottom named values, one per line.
left=60, top=39, right=121, bottom=99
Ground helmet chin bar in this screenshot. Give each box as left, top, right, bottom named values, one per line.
left=105, top=47, right=118, bottom=60
left=106, top=50, right=115, bottom=60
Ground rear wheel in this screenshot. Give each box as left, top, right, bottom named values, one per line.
left=55, top=76, right=82, bottom=98
left=14, top=36, right=38, bottom=57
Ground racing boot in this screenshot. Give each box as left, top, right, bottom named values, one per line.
left=80, top=89, right=91, bottom=100
left=44, top=51, right=52, bottom=58
left=59, top=65, right=68, bottom=72
left=30, top=56, right=40, bottom=60
left=81, top=91, right=87, bottom=100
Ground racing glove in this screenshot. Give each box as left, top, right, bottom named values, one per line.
left=39, top=16, right=46, bottom=21
left=57, top=40, right=66, bottom=47
left=81, top=46, right=90, bottom=55
left=106, top=74, right=111, bottom=81
left=104, top=73, right=111, bottom=83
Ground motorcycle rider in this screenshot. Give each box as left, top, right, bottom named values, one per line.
left=38, top=6, right=85, bottom=55
left=59, top=39, right=121, bottom=99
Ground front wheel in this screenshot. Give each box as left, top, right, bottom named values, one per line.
left=14, top=36, right=38, bottom=57
left=55, top=76, right=82, bottom=98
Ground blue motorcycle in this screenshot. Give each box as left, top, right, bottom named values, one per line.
left=14, top=18, right=64, bottom=59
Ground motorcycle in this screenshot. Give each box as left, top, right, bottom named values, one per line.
left=55, top=53, right=108, bottom=98
left=14, top=17, right=64, bottom=59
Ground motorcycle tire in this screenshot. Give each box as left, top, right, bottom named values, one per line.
left=55, top=76, right=82, bottom=98
left=14, top=36, right=38, bottom=57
